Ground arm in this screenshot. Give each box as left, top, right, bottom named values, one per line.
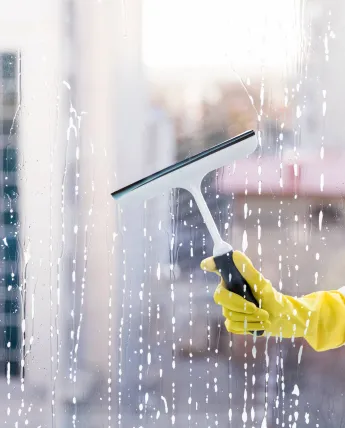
left=201, top=251, right=345, bottom=352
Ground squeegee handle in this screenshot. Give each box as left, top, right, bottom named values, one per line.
left=213, top=251, right=264, bottom=337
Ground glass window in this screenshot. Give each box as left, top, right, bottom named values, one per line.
left=1, top=2, right=345, bottom=426
left=3, top=211, right=19, bottom=225
left=3, top=148, right=18, bottom=172
left=0, top=50, right=20, bottom=388
left=1, top=53, right=17, bottom=79
left=4, top=299, right=20, bottom=314
left=3, top=185, right=18, bottom=200
left=2, top=273, right=19, bottom=288
left=3, top=326, right=19, bottom=349
left=3, top=237, right=18, bottom=261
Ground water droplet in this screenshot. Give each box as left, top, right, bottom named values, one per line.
left=320, top=173, right=324, bottom=191
left=319, top=210, right=323, bottom=231
left=292, top=384, right=300, bottom=396
left=242, top=230, right=248, bottom=252
left=298, top=345, right=303, bottom=364
left=244, top=203, right=248, bottom=219
left=296, top=106, right=302, bottom=118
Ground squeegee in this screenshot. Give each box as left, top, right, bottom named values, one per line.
left=112, top=130, right=263, bottom=335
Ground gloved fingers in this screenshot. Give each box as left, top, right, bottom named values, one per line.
left=224, top=318, right=271, bottom=334
left=214, top=284, right=258, bottom=314
left=222, top=307, right=270, bottom=323
left=232, top=251, right=270, bottom=295
left=200, top=257, right=221, bottom=277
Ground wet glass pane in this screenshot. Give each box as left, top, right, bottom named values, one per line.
left=3, top=185, right=18, bottom=200
left=3, top=211, right=19, bottom=225
left=1, top=0, right=345, bottom=426
left=3, top=148, right=17, bottom=172
left=1, top=54, right=17, bottom=79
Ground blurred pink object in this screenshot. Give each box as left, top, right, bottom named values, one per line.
left=218, top=149, right=345, bottom=197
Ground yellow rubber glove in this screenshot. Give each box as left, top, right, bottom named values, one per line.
left=201, top=250, right=345, bottom=352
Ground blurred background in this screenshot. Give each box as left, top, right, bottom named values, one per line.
left=1, top=0, right=345, bottom=426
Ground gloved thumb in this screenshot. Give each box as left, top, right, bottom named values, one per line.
left=232, top=251, right=270, bottom=296
left=200, top=257, right=221, bottom=277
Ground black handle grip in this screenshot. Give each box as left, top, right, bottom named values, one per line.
left=213, top=251, right=264, bottom=336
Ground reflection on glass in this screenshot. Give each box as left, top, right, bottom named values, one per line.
left=0, top=52, right=21, bottom=380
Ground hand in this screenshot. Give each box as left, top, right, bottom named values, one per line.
left=201, top=250, right=345, bottom=351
